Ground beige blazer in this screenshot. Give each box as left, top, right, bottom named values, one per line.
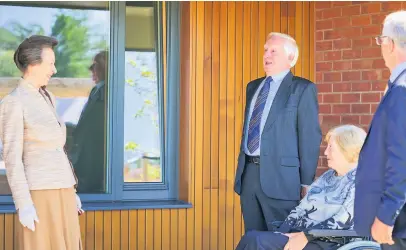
left=0, top=79, right=77, bottom=210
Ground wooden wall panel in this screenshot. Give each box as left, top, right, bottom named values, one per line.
left=0, top=2, right=314, bottom=250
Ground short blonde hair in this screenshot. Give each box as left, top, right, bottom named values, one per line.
left=325, top=125, right=367, bottom=163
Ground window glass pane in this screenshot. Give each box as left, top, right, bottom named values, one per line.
left=124, top=2, right=162, bottom=183
left=0, top=2, right=110, bottom=194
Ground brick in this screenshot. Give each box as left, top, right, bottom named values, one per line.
left=323, top=115, right=341, bottom=124
left=351, top=15, right=371, bottom=26
left=318, top=94, right=323, bottom=104
left=342, top=93, right=360, bottom=103
left=352, top=60, right=374, bottom=70
left=362, top=26, right=381, bottom=36
left=351, top=1, right=370, bottom=5
left=352, top=104, right=370, bottom=114
left=362, top=47, right=382, bottom=58
left=381, top=2, right=402, bottom=12
left=323, top=8, right=342, bottom=19
left=342, top=5, right=361, bottom=16
left=333, top=61, right=352, bottom=71
left=333, top=1, right=352, bottom=7
left=332, top=104, right=351, bottom=114
left=372, top=81, right=387, bottom=91
left=361, top=3, right=382, bottom=14
left=343, top=49, right=362, bottom=59
left=343, top=71, right=361, bottom=81
left=319, top=104, right=332, bottom=114
left=316, top=72, right=323, bottom=82
left=382, top=69, right=391, bottom=79
left=362, top=92, right=381, bottom=102
left=316, top=62, right=333, bottom=72
left=316, top=1, right=332, bottom=10
left=342, top=115, right=360, bottom=124
left=323, top=93, right=342, bottom=103
left=371, top=104, right=379, bottom=112
left=333, top=39, right=352, bottom=50
left=373, top=59, right=386, bottom=69
left=316, top=51, right=324, bottom=61
left=352, top=82, right=371, bottom=91
left=333, top=17, right=351, bottom=28
left=316, top=10, right=323, bottom=20
left=361, top=115, right=374, bottom=125
left=324, top=30, right=341, bottom=40
left=316, top=20, right=333, bottom=30
left=316, top=31, right=324, bottom=41
left=362, top=70, right=381, bottom=81
left=333, top=82, right=351, bottom=92
left=316, top=41, right=333, bottom=51
left=317, top=83, right=332, bottom=93
left=371, top=14, right=386, bottom=25
left=325, top=51, right=342, bottom=61
left=353, top=38, right=372, bottom=48
left=340, top=27, right=362, bottom=38
left=324, top=72, right=342, bottom=82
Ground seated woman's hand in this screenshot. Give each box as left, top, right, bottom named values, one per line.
left=283, top=232, right=308, bottom=250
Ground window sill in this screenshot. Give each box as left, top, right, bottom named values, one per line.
left=0, top=200, right=192, bottom=214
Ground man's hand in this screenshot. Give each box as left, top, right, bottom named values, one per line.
left=18, top=205, right=39, bottom=231
left=371, top=217, right=394, bottom=245
left=283, top=232, right=308, bottom=250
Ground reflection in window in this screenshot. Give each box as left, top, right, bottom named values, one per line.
left=0, top=2, right=110, bottom=194
left=124, top=2, right=162, bottom=183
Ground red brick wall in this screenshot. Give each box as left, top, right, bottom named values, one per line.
left=314, top=1, right=406, bottom=175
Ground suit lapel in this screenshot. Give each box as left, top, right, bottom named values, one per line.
left=38, top=88, right=64, bottom=126
left=19, top=79, right=62, bottom=126
left=263, top=72, right=294, bottom=132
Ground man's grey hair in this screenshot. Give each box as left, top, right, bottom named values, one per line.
left=266, top=32, right=299, bottom=67
left=383, top=10, right=406, bottom=52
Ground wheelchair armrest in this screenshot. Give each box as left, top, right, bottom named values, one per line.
left=306, top=229, right=359, bottom=237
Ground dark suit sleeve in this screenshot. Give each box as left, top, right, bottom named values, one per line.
left=377, top=88, right=406, bottom=226
left=297, top=83, right=322, bottom=185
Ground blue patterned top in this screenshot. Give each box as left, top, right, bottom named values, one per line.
left=283, top=167, right=356, bottom=231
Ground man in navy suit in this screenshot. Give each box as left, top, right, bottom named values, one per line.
left=354, top=11, right=406, bottom=249
left=234, top=32, right=322, bottom=232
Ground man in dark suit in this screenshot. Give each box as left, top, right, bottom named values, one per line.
left=234, top=32, right=322, bottom=232
left=354, top=11, right=406, bottom=250
left=68, top=51, right=107, bottom=193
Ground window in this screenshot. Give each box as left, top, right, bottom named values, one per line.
left=0, top=1, right=110, bottom=195
left=124, top=2, right=162, bottom=184
left=0, top=1, right=185, bottom=210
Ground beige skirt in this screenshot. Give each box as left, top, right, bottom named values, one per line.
left=17, top=187, right=82, bottom=250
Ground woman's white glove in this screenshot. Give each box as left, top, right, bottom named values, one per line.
left=18, top=205, right=39, bottom=231
left=76, top=194, right=84, bottom=215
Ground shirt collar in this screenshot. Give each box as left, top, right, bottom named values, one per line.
left=268, top=69, right=290, bottom=82
left=389, top=61, right=406, bottom=86
left=95, top=80, right=105, bottom=89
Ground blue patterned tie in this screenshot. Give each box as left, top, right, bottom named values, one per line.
left=247, top=77, right=272, bottom=154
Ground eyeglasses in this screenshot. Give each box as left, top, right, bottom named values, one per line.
left=375, top=35, right=391, bottom=46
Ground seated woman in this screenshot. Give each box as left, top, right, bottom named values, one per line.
left=236, top=124, right=367, bottom=250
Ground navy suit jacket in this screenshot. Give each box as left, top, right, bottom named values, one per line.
left=355, top=69, right=406, bottom=238
left=234, top=72, right=322, bottom=201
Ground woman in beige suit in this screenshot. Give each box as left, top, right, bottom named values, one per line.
left=0, top=35, right=83, bottom=250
